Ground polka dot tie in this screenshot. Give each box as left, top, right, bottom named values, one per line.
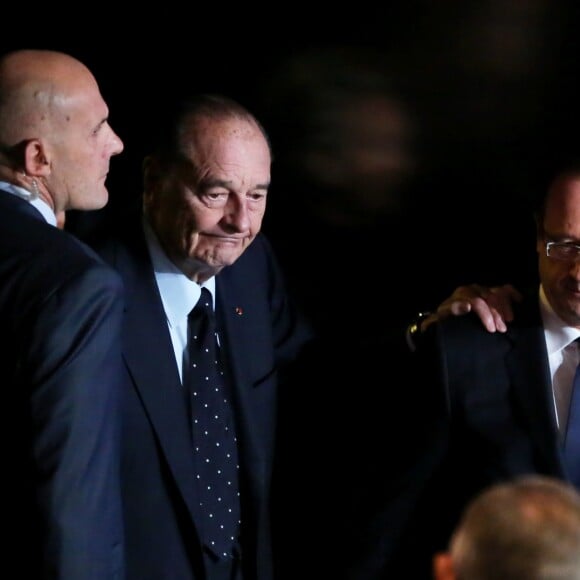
left=187, top=288, right=240, bottom=558
left=564, top=342, right=580, bottom=489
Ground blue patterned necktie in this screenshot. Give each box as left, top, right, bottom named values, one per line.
left=187, top=287, right=240, bottom=558
left=564, top=341, right=580, bottom=488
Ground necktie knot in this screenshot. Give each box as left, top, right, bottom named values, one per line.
left=195, top=287, right=213, bottom=315
left=189, top=288, right=215, bottom=349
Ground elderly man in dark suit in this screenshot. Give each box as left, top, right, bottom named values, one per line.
left=0, top=49, right=125, bottom=578
left=95, top=94, right=313, bottom=580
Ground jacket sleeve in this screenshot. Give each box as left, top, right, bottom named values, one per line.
left=22, top=263, right=125, bottom=580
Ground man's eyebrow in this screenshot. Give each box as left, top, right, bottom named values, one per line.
left=198, top=178, right=270, bottom=190
left=199, top=177, right=229, bottom=188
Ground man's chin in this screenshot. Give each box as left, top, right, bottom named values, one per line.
left=85, top=190, right=109, bottom=211
left=207, top=250, right=244, bottom=269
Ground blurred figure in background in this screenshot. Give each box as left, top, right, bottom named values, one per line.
left=434, top=475, right=580, bottom=580
left=260, top=45, right=419, bottom=334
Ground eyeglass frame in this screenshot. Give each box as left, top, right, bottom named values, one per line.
left=545, top=239, right=580, bottom=262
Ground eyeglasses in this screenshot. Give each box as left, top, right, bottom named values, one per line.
left=545, top=240, right=580, bottom=262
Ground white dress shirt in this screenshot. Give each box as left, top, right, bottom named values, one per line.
left=539, top=285, right=580, bottom=434
left=0, top=180, right=57, bottom=226
left=143, top=218, right=216, bottom=384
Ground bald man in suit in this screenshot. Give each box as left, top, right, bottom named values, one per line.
left=0, top=49, right=125, bottom=578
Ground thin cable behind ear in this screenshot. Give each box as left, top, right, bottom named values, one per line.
left=30, top=177, right=39, bottom=198
left=22, top=172, right=39, bottom=199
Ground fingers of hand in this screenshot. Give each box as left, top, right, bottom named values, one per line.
left=468, top=298, right=498, bottom=332
left=441, top=283, right=517, bottom=332
left=490, top=308, right=508, bottom=333
left=448, top=301, right=472, bottom=316
left=488, top=287, right=515, bottom=321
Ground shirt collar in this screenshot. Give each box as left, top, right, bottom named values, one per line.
left=143, top=217, right=216, bottom=329
left=540, top=284, right=580, bottom=356
left=0, top=180, right=57, bottom=226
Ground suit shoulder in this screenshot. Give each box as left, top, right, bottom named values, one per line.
left=4, top=220, right=122, bottom=295
left=429, top=311, right=510, bottom=353
left=48, top=227, right=121, bottom=283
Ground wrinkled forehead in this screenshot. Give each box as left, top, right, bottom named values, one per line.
left=185, top=116, right=266, bottom=150
left=184, top=117, right=270, bottom=176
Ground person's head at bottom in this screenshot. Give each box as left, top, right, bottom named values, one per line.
left=433, top=475, right=580, bottom=580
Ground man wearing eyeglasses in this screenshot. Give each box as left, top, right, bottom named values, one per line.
left=347, top=165, right=580, bottom=580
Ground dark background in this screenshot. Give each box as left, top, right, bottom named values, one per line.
left=7, top=1, right=580, bottom=310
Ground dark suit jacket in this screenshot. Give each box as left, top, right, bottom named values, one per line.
left=95, top=219, right=313, bottom=580
left=0, top=192, right=125, bottom=578
left=348, top=287, right=570, bottom=579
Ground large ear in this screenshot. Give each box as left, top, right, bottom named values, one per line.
left=23, top=138, right=50, bottom=177
left=433, top=552, right=456, bottom=580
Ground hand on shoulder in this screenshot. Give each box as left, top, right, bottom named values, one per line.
left=423, top=283, right=522, bottom=333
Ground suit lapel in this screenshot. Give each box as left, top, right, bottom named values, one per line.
left=119, top=234, right=200, bottom=520
left=506, top=302, right=567, bottom=478
left=216, top=274, right=264, bottom=452
left=216, top=265, right=276, bottom=501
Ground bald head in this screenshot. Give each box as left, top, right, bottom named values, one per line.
left=0, top=50, right=98, bottom=150
left=0, top=49, right=123, bottom=213
left=448, top=476, right=580, bottom=579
